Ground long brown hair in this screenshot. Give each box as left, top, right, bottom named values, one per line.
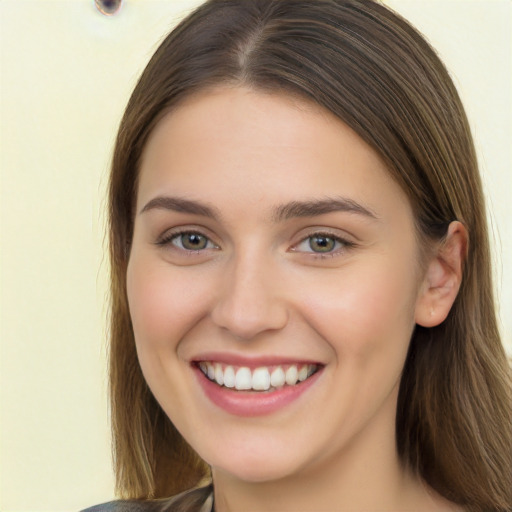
left=107, top=1, right=512, bottom=509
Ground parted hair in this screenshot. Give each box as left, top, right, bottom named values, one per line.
left=107, top=1, right=512, bottom=510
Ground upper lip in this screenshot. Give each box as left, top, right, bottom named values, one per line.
left=190, top=351, right=324, bottom=368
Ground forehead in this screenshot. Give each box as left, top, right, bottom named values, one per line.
left=137, top=86, right=411, bottom=222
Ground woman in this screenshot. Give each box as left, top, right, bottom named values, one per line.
left=84, top=0, right=512, bottom=510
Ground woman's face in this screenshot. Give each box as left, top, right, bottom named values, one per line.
left=127, top=87, right=426, bottom=483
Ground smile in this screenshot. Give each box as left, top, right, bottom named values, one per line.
left=198, top=362, right=319, bottom=392
left=194, top=359, right=324, bottom=417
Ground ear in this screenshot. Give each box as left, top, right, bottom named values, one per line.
left=415, top=221, right=468, bottom=328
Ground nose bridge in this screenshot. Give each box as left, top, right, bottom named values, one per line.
left=211, top=244, right=288, bottom=340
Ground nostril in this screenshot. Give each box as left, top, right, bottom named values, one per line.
left=211, top=295, right=289, bottom=341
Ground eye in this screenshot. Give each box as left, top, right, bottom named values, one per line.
left=294, top=233, right=353, bottom=254
left=158, top=230, right=218, bottom=252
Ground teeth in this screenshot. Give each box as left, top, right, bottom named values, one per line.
left=235, top=367, right=252, bottom=390
left=214, top=363, right=224, bottom=386
left=252, top=367, right=271, bottom=391
left=223, top=365, right=235, bottom=388
left=298, top=365, right=308, bottom=382
left=199, top=362, right=318, bottom=391
left=270, top=367, right=285, bottom=388
left=285, top=365, right=298, bottom=385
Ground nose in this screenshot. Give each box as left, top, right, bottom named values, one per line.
left=210, top=251, right=289, bottom=341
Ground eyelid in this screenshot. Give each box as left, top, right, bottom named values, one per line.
left=155, top=226, right=220, bottom=251
left=290, top=229, right=357, bottom=256
left=154, top=225, right=356, bottom=258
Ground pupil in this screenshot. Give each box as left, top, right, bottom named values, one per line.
left=183, top=234, right=206, bottom=250
left=310, top=236, right=334, bottom=252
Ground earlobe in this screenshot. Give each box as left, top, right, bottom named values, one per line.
left=415, top=221, right=468, bottom=328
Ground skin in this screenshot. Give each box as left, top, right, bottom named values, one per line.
left=127, top=86, right=466, bottom=511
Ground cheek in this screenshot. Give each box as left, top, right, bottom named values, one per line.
left=298, top=257, right=418, bottom=361
left=126, top=254, right=211, bottom=353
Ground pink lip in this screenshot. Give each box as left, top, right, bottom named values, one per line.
left=193, top=364, right=323, bottom=417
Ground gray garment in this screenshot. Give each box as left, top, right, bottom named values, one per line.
left=81, top=485, right=213, bottom=512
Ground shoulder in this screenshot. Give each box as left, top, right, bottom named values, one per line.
left=81, top=501, right=154, bottom=512
left=81, top=485, right=213, bottom=512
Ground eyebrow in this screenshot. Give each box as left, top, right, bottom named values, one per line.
left=140, top=196, right=220, bottom=219
left=140, top=195, right=378, bottom=222
left=272, top=197, right=378, bottom=222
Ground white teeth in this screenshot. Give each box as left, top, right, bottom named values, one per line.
left=214, top=363, right=224, bottom=386
left=285, top=365, right=298, bottom=385
left=200, top=362, right=318, bottom=391
left=223, top=365, right=235, bottom=388
left=252, top=367, right=271, bottom=391
left=270, top=367, right=286, bottom=388
left=235, top=367, right=252, bottom=390
left=298, top=365, right=308, bottom=382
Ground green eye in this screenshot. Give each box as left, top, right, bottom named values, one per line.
left=293, top=232, right=352, bottom=255
left=172, top=232, right=211, bottom=251
left=308, top=235, right=336, bottom=253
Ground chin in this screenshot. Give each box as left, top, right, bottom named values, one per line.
left=213, top=460, right=300, bottom=484
left=205, top=442, right=309, bottom=483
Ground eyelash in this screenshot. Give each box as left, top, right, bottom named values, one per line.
left=156, top=229, right=218, bottom=252
left=155, top=229, right=355, bottom=258
left=293, top=232, right=356, bottom=258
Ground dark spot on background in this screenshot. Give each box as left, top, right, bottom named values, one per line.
left=94, top=0, right=123, bottom=16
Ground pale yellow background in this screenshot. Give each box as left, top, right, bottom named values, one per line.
left=0, top=1, right=510, bottom=511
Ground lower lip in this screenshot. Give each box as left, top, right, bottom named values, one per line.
left=194, top=366, right=323, bottom=417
